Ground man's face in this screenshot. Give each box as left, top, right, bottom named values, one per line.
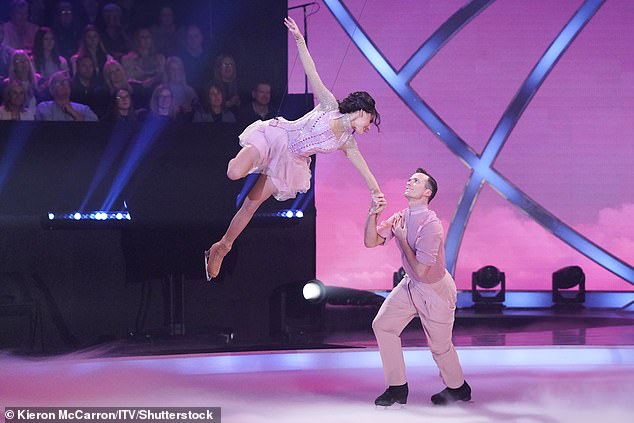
left=77, top=57, right=94, bottom=79
left=52, top=78, right=71, bottom=101
left=404, top=172, right=431, bottom=201
left=252, top=84, right=271, bottom=106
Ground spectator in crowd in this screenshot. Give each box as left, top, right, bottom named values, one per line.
left=71, top=25, right=112, bottom=82
left=70, top=54, right=108, bottom=119
left=36, top=70, right=98, bottom=121
left=106, top=87, right=140, bottom=122
left=121, top=28, right=164, bottom=101
left=145, top=83, right=175, bottom=120
left=3, top=50, right=40, bottom=111
left=50, top=1, right=81, bottom=61
left=163, top=56, right=197, bottom=117
left=99, top=3, right=130, bottom=61
left=150, top=4, right=179, bottom=57
left=77, top=0, right=100, bottom=27
left=193, top=82, right=236, bottom=123
left=0, top=79, right=35, bottom=120
left=0, top=23, right=15, bottom=81
left=3, top=0, right=39, bottom=51
left=238, top=81, right=275, bottom=127
left=103, top=58, right=143, bottom=108
left=213, top=53, right=240, bottom=113
left=31, top=27, right=69, bottom=80
left=178, top=24, right=214, bottom=97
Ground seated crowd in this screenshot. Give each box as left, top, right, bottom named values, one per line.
left=0, top=0, right=277, bottom=127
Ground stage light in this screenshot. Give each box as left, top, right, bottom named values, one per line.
left=48, top=212, right=54, bottom=220
left=472, top=265, right=505, bottom=310
left=295, top=210, right=304, bottom=218
left=302, top=280, right=326, bottom=303
left=552, top=265, right=585, bottom=306
left=43, top=209, right=131, bottom=229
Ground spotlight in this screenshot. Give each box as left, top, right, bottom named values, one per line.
left=269, top=280, right=325, bottom=339
left=472, top=265, right=505, bottom=310
left=552, top=265, right=585, bottom=306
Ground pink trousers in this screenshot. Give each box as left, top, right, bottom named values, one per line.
left=372, top=271, right=465, bottom=388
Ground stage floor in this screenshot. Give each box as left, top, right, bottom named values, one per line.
left=1, top=344, right=633, bottom=423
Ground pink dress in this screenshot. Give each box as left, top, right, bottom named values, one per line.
left=239, top=103, right=354, bottom=201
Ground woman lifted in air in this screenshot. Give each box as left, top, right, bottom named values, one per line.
left=205, top=16, right=384, bottom=279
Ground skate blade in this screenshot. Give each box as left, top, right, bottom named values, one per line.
left=204, top=250, right=212, bottom=282
left=375, top=403, right=406, bottom=410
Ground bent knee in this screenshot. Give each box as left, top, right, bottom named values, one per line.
left=226, top=160, right=244, bottom=180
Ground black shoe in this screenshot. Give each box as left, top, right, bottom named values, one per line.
left=431, top=381, right=471, bottom=405
left=375, top=383, right=408, bottom=407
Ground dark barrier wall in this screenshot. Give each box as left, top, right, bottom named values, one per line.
left=0, top=120, right=315, bottom=351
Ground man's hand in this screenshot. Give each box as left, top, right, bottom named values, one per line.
left=393, top=213, right=407, bottom=243
left=369, top=191, right=387, bottom=215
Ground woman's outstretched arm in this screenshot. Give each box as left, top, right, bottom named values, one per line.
left=340, top=137, right=382, bottom=194
left=284, top=16, right=337, bottom=108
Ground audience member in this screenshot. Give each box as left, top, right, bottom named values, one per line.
left=71, top=25, right=113, bottom=82
left=0, top=23, right=15, bottom=81
left=3, top=0, right=39, bottom=51
left=70, top=54, right=108, bottom=119
left=3, top=50, right=40, bottom=110
left=193, top=82, right=236, bottom=123
left=99, top=3, right=131, bottom=61
left=0, top=79, right=35, bottom=120
left=150, top=4, right=179, bottom=57
left=36, top=70, right=98, bottom=121
left=164, top=56, right=197, bottom=117
left=213, top=53, right=240, bottom=113
left=178, top=24, right=214, bottom=97
left=103, top=58, right=143, bottom=108
left=121, top=28, right=164, bottom=100
left=237, top=81, right=275, bottom=126
left=50, top=1, right=81, bottom=61
left=106, top=87, right=140, bottom=121
left=31, top=27, right=69, bottom=80
left=145, top=83, right=175, bottom=120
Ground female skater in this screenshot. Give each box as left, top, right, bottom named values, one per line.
left=205, top=16, right=383, bottom=279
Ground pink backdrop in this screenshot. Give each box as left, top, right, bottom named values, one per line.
left=287, top=0, right=634, bottom=291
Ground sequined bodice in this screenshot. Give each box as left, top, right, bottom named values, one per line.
left=271, top=105, right=353, bottom=157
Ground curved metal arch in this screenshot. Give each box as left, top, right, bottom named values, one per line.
left=324, top=0, right=634, bottom=284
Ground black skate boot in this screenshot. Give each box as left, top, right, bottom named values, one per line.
left=431, top=380, right=471, bottom=405
left=374, top=382, right=408, bottom=408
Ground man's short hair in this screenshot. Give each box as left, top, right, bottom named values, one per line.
left=415, top=167, right=438, bottom=203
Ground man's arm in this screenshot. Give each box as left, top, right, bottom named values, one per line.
left=393, top=215, right=432, bottom=282
left=364, top=193, right=387, bottom=248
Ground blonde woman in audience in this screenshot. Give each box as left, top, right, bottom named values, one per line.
left=3, top=50, right=40, bottom=111
left=0, top=80, right=35, bottom=120
left=147, top=84, right=175, bottom=120
left=164, top=56, right=197, bottom=116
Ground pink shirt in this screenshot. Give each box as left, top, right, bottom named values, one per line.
left=377, top=205, right=447, bottom=284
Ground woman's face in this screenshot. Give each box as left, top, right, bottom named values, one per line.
left=352, top=110, right=372, bottom=135
left=166, top=61, right=184, bottom=82
left=209, top=86, right=223, bottom=109
left=186, top=27, right=202, bottom=49
left=85, top=30, right=100, bottom=50
left=158, top=88, right=173, bottom=111
left=43, top=31, right=55, bottom=52
left=116, top=89, right=131, bottom=110
left=107, top=64, right=125, bottom=84
left=13, top=54, right=30, bottom=78
left=159, top=7, right=174, bottom=26
left=7, top=85, right=26, bottom=107
left=77, top=57, right=94, bottom=79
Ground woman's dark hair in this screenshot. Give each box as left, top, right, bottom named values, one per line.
left=202, top=81, right=225, bottom=113
left=32, top=27, right=62, bottom=72
left=338, top=91, right=381, bottom=130
left=415, top=167, right=438, bottom=203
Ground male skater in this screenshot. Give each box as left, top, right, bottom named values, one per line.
left=365, top=168, right=470, bottom=406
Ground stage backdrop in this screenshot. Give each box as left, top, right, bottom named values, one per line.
left=287, top=0, right=634, bottom=291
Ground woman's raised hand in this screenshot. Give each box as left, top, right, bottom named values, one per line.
left=284, top=16, right=302, bottom=40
